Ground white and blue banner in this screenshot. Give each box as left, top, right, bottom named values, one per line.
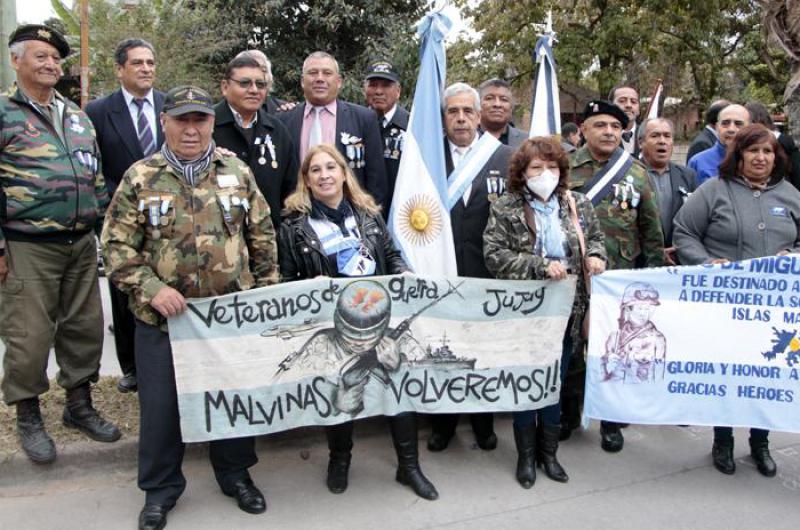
left=389, top=11, right=457, bottom=276
left=170, top=275, right=576, bottom=442
left=584, top=256, right=800, bottom=433
left=529, top=31, right=561, bottom=137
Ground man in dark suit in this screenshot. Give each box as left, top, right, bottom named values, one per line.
left=213, top=55, right=298, bottom=231
left=277, top=51, right=388, bottom=211
left=686, top=99, right=730, bottom=164
left=478, top=78, right=527, bottom=148
left=363, top=60, right=409, bottom=210
left=86, top=38, right=165, bottom=394
left=427, top=82, right=513, bottom=454
left=639, top=117, right=696, bottom=264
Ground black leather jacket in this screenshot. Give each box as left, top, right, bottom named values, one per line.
left=278, top=206, right=408, bottom=281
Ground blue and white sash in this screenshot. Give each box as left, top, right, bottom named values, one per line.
left=308, top=216, right=376, bottom=276
left=446, top=133, right=502, bottom=210
left=583, top=148, right=634, bottom=206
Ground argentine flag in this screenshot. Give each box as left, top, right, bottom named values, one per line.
left=389, top=12, right=457, bottom=275
left=529, top=31, right=561, bottom=137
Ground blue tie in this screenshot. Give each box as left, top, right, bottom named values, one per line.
left=133, top=99, right=156, bottom=157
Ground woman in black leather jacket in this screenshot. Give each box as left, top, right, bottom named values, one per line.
left=278, top=144, right=438, bottom=501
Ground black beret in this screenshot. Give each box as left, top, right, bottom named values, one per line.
left=582, top=99, right=629, bottom=129
left=8, top=24, right=70, bottom=59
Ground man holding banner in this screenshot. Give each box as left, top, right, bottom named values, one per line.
left=102, top=86, right=278, bottom=530
left=427, top=82, right=514, bottom=453
left=569, top=100, right=665, bottom=452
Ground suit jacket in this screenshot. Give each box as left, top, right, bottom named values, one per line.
left=663, top=162, right=697, bottom=246
left=506, top=125, right=528, bottom=148
left=85, top=88, right=165, bottom=195
left=379, top=104, right=410, bottom=210
left=686, top=126, right=716, bottom=164
left=444, top=137, right=514, bottom=277
left=278, top=99, right=389, bottom=212
left=213, top=101, right=299, bottom=231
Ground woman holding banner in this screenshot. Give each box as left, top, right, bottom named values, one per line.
left=483, top=137, right=607, bottom=488
left=674, top=123, right=800, bottom=477
left=277, top=144, right=438, bottom=500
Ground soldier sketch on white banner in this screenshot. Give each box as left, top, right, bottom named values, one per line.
left=272, top=279, right=472, bottom=414
left=601, top=282, right=667, bottom=384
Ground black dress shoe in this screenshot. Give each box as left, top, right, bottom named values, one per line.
left=712, top=441, right=736, bottom=475
left=427, top=432, right=451, bottom=452
left=138, top=504, right=168, bottom=530
left=750, top=440, right=776, bottom=477
left=475, top=432, right=498, bottom=451
left=600, top=422, right=624, bottom=453
left=224, top=478, right=266, bottom=514
left=117, top=372, right=138, bottom=393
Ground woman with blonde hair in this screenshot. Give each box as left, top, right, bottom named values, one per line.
left=278, top=144, right=438, bottom=500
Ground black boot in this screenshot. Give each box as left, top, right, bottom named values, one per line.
left=600, top=421, right=624, bottom=453
left=749, top=438, right=777, bottom=477
left=712, top=438, right=735, bottom=475
left=513, top=423, right=536, bottom=489
left=538, top=424, right=568, bottom=482
left=16, top=398, right=56, bottom=464
left=559, top=394, right=581, bottom=441
left=390, top=414, right=438, bottom=500
left=62, top=383, right=121, bottom=442
left=325, top=423, right=354, bottom=494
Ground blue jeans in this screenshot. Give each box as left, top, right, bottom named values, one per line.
left=513, top=330, right=573, bottom=428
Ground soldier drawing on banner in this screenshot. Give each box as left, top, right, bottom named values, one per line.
left=601, top=282, right=667, bottom=383
left=273, top=279, right=467, bottom=414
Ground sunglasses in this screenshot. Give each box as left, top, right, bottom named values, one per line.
left=227, top=77, right=268, bottom=90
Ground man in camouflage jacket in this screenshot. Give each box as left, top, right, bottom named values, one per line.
left=569, top=99, right=665, bottom=454
left=102, top=86, right=278, bottom=530
left=0, top=24, right=120, bottom=465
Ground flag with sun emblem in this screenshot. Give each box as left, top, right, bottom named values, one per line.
left=388, top=11, right=457, bottom=275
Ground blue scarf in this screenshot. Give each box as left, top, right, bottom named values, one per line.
left=529, top=194, right=566, bottom=258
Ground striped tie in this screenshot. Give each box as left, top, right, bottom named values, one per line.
left=133, top=99, right=156, bottom=157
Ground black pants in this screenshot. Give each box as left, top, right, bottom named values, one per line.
left=713, top=426, right=769, bottom=444
left=429, top=412, right=495, bottom=442
left=135, top=320, right=257, bottom=507
left=109, top=280, right=136, bottom=375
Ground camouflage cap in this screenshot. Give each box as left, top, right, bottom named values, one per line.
left=162, top=86, right=215, bottom=117
left=583, top=99, right=629, bottom=129
left=364, top=60, right=400, bottom=83
left=9, top=24, right=70, bottom=58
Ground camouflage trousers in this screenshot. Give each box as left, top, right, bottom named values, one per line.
left=0, top=233, right=102, bottom=404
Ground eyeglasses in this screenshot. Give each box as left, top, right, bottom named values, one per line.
left=227, top=77, right=268, bottom=90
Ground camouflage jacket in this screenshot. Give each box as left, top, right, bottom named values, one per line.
left=101, top=151, right=279, bottom=328
left=569, top=146, right=664, bottom=270
left=483, top=190, right=607, bottom=344
left=0, top=85, right=108, bottom=250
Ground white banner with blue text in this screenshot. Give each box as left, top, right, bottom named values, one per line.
left=584, top=256, right=800, bottom=432
left=169, top=275, right=575, bottom=442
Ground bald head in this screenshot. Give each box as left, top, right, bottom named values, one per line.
left=716, top=104, right=750, bottom=148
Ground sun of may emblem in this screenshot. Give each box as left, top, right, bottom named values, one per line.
left=398, top=194, right=442, bottom=246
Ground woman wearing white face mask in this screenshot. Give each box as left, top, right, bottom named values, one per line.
left=483, top=136, right=607, bottom=489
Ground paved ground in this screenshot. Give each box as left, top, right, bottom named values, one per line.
left=1, top=418, right=799, bottom=530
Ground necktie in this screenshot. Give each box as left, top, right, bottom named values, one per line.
left=622, top=130, right=633, bottom=143
left=382, top=117, right=389, bottom=129
left=133, top=99, right=156, bottom=157
left=309, top=106, right=323, bottom=148
left=453, top=147, right=472, bottom=205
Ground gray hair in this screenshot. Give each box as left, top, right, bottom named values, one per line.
left=638, top=117, right=675, bottom=142
left=441, top=82, right=480, bottom=113
left=302, top=51, right=340, bottom=75
left=235, top=49, right=274, bottom=89
left=9, top=41, right=27, bottom=59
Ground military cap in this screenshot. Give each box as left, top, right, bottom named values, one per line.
left=8, top=24, right=70, bottom=58
left=364, top=60, right=400, bottom=83
left=162, top=86, right=215, bottom=117
left=582, top=99, right=629, bottom=130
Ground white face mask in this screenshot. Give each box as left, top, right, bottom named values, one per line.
left=526, top=169, right=559, bottom=200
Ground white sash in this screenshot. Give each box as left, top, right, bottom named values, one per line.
left=446, top=133, right=502, bottom=209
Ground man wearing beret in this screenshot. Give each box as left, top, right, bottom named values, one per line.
left=0, top=24, right=120, bottom=464
left=362, top=60, right=409, bottom=210
left=567, top=99, right=665, bottom=452
left=103, top=85, right=277, bottom=530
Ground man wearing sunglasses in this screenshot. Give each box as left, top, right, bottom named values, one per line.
left=213, top=55, right=299, bottom=231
